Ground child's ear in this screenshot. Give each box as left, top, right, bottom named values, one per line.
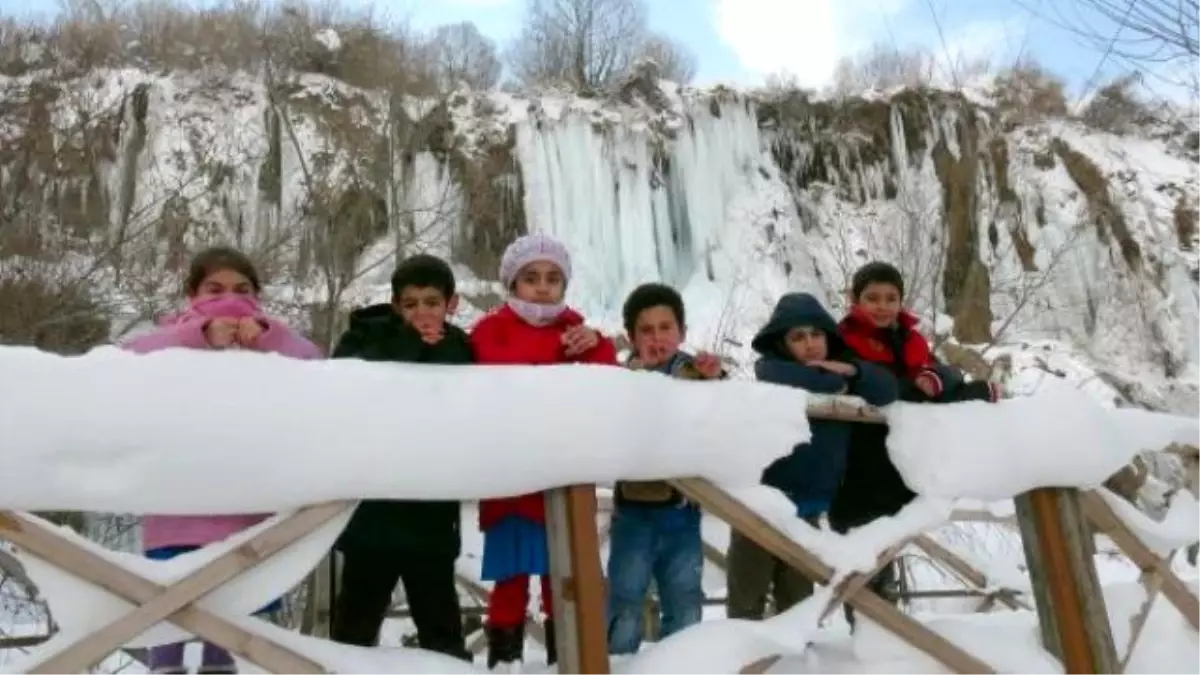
left=446, top=293, right=460, bottom=315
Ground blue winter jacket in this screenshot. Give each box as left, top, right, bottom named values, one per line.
left=751, top=293, right=899, bottom=517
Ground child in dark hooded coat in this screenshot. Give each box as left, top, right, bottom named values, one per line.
left=726, top=292, right=897, bottom=620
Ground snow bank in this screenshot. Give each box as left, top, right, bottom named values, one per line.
left=1108, top=408, right=1199, bottom=451
left=1098, top=488, right=1200, bottom=557
left=728, top=487, right=955, bottom=577
left=0, top=346, right=810, bottom=513
left=619, top=589, right=832, bottom=674
left=887, top=378, right=1148, bottom=500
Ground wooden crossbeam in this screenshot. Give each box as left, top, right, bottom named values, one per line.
left=819, top=537, right=914, bottom=623
left=0, top=507, right=348, bottom=674
left=911, top=535, right=1029, bottom=611
left=670, top=478, right=995, bottom=674
left=1081, top=491, right=1199, bottom=631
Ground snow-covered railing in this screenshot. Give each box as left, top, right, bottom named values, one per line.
left=0, top=346, right=1196, bottom=674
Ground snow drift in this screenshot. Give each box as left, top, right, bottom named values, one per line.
left=0, top=345, right=812, bottom=512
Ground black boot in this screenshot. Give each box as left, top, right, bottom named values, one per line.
left=486, top=624, right=524, bottom=668
left=543, top=619, right=557, bottom=665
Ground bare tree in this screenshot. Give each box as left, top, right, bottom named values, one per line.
left=508, top=0, right=647, bottom=90
left=830, top=42, right=937, bottom=97
left=427, top=21, right=502, bottom=91
left=635, top=32, right=696, bottom=84
left=1070, top=0, right=1197, bottom=61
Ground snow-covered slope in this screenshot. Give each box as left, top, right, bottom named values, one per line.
left=1, top=60, right=1197, bottom=415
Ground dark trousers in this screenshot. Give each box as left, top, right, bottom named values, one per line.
left=331, top=549, right=468, bottom=659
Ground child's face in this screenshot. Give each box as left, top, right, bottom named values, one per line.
left=785, top=326, right=828, bottom=362
left=855, top=282, right=903, bottom=328
left=192, top=268, right=256, bottom=300
left=631, top=305, right=684, bottom=367
left=512, top=261, right=566, bottom=305
left=393, top=286, right=458, bottom=332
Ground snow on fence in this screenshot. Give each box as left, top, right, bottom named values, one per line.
left=0, top=346, right=1197, bottom=674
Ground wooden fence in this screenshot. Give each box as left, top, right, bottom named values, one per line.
left=0, top=399, right=1196, bottom=674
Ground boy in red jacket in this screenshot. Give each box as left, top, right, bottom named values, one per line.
left=832, top=261, right=1001, bottom=626
left=471, top=233, right=617, bottom=667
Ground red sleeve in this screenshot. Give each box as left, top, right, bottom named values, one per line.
left=578, top=335, right=619, bottom=365
left=904, top=331, right=939, bottom=373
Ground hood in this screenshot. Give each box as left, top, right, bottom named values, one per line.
left=751, top=293, right=844, bottom=358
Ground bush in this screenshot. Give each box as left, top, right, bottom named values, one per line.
left=990, top=60, right=1068, bottom=126
left=1081, top=73, right=1154, bottom=135
left=0, top=264, right=111, bottom=354
left=0, top=0, right=437, bottom=93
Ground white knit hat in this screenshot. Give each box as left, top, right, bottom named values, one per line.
left=499, top=233, right=572, bottom=288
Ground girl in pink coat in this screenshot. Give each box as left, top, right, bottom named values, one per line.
left=120, top=246, right=321, bottom=674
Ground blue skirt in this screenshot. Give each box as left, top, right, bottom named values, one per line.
left=481, top=516, right=550, bottom=581
left=146, top=545, right=283, bottom=615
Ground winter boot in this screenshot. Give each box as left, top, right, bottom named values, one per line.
left=543, top=619, right=557, bottom=665
left=486, top=624, right=524, bottom=669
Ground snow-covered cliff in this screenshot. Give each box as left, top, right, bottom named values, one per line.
left=1, top=61, right=1196, bottom=412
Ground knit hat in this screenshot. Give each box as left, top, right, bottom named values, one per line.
left=499, top=233, right=572, bottom=289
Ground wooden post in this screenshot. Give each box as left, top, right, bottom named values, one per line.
left=1014, top=488, right=1118, bottom=674
left=545, top=486, right=610, bottom=674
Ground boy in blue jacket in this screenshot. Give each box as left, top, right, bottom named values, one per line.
left=726, top=292, right=898, bottom=620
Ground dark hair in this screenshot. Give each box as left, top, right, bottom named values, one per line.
left=622, top=283, right=685, bottom=336
left=184, top=246, right=262, bottom=296
left=391, top=254, right=456, bottom=299
left=851, top=261, right=905, bottom=300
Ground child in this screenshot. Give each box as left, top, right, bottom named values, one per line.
left=725, top=292, right=897, bottom=621
left=471, top=233, right=618, bottom=668
left=606, top=283, right=724, bottom=655
left=831, top=261, right=1000, bottom=620
left=120, top=246, right=321, bottom=674
left=327, top=254, right=471, bottom=660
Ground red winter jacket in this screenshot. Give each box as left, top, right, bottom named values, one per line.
left=838, top=306, right=945, bottom=395
left=470, top=303, right=618, bottom=530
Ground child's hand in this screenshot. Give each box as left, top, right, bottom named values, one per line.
left=812, top=360, right=857, bottom=377
left=235, top=317, right=265, bottom=347
left=694, top=352, right=724, bottom=379
left=915, top=371, right=941, bottom=398
left=417, top=324, right=445, bottom=345
left=204, top=318, right=240, bottom=348
left=562, top=325, right=600, bottom=357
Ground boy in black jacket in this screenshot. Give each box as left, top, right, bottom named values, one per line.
left=329, top=254, right=472, bottom=659
left=727, top=292, right=897, bottom=620
left=831, top=261, right=1001, bottom=625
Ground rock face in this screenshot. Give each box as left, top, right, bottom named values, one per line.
left=0, top=65, right=1196, bottom=411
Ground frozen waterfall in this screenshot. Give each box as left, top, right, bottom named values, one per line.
left=515, top=101, right=766, bottom=316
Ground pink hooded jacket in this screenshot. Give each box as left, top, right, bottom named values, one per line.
left=120, top=294, right=323, bottom=552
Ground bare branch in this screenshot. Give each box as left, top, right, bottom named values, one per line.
left=635, top=33, right=696, bottom=84
left=426, top=21, right=502, bottom=91
left=507, top=0, right=649, bottom=90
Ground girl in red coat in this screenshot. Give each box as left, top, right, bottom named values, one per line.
left=471, top=233, right=617, bottom=667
